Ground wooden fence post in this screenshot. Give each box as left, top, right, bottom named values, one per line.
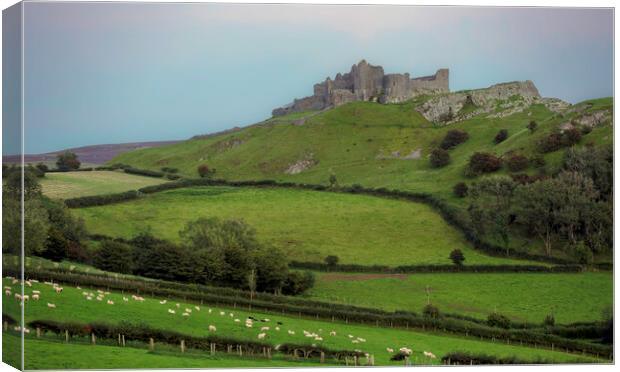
left=320, top=352, right=325, bottom=364
left=91, top=333, right=96, bottom=345
left=65, top=330, right=69, bottom=343
left=122, top=334, right=126, bottom=347
left=3, top=322, right=7, bottom=331
left=149, top=338, right=155, bottom=351
left=118, top=334, right=121, bottom=346
left=180, top=339, right=185, bottom=353
left=36, top=327, right=41, bottom=338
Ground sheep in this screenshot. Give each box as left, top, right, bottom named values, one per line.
left=96, top=296, right=103, bottom=301
left=14, top=293, right=22, bottom=301
left=423, top=351, right=436, bottom=359
left=287, top=330, right=295, bottom=335
left=275, top=326, right=280, bottom=331
left=182, top=312, right=190, bottom=317
left=399, top=347, right=412, bottom=356
left=4, top=286, right=11, bottom=290
left=357, top=337, right=366, bottom=343
left=348, top=335, right=354, bottom=338
left=386, top=348, right=394, bottom=353
left=351, top=340, right=360, bottom=344
left=194, top=306, right=200, bottom=311
left=234, top=319, right=241, bottom=323
left=5, top=290, right=11, bottom=296
left=185, top=308, right=192, bottom=313
left=257, top=333, right=266, bottom=340
left=329, top=331, right=337, bottom=336
left=47, top=303, right=56, bottom=308
left=76, top=286, right=81, bottom=290
left=12, top=279, right=19, bottom=284
left=97, top=290, right=104, bottom=294
left=123, top=297, right=129, bottom=302
left=32, top=294, right=40, bottom=301
left=260, top=326, right=270, bottom=331
left=32, top=290, right=40, bottom=294
left=168, top=309, right=176, bottom=314
left=86, top=296, right=93, bottom=301
left=22, top=295, right=29, bottom=301
left=208, top=325, right=217, bottom=332
left=30, top=279, right=39, bottom=283
left=54, top=287, right=63, bottom=294
left=314, top=336, right=323, bottom=341
left=176, top=303, right=180, bottom=308
left=107, top=300, right=114, bottom=305
left=25, top=281, right=32, bottom=287
left=208, top=308, right=212, bottom=313
left=219, top=311, right=225, bottom=316
left=159, top=300, right=167, bottom=304
left=261, top=318, right=270, bottom=322
left=245, top=323, right=253, bottom=328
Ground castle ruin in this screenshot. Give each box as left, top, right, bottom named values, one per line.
left=272, top=60, right=449, bottom=116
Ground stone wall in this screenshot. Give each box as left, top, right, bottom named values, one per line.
left=272, top=60, right=449, bottom=116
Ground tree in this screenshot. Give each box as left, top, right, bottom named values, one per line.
left=449, top=249, right=465, bottom=266
left=527, top=120, right=538, bottom=133
left=430, top=148, right=450, bottom=168
left=197, top=164, right=216, bottom=178
left=41, top=228, right=68, bottom=262
left=453, top=182, right=468, bottom=198
left=324, top=255, right=339, bottom=267
left=282, top=271, right=315, bottom=295
left=328, top=174, right=338, bottom=188
left=422, top=304, right=441, bottom=319
left=563, top=145, right=613, bottom=199
left=93, top=240, right=134, bottom=274
left=543, top=313, right=555, bottom=327
left=254, top=245, right=289, bottom=294
left=2, top=198, right=50, bottom=256
left=440, top=129, right=469, bottom=150
left=56, top=151, right=80, bottom=171
left=35, top=163, right=49, bottom=173
left=468, top=177, right=516, bottom=255
left=3, top=169, right=42, bottom=200
left=494, top=129, right=508, bottom=144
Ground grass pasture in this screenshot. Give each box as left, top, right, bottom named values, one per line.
left=2, top=279, right=601, bottom=368
left=306, top=272, right=613, bottom=324
left=40, top=171, right=167, bottom=199
left=72, top=186, right=537, bottom=266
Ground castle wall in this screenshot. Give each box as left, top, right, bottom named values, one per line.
left=272, top=60, right=450, bottom=116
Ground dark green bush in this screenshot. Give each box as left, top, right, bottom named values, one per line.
left=494, top=129, right=508, bottom=144
left=440, top=129, right=469, bottom=150
left=487, top=312, right=511, bottom=329
left=453, top=182, right=468, bottom=197
left=430, top=148, right=450, bottom=168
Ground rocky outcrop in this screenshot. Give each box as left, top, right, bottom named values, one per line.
left=273, top=60, right=449, bottom=116
left=416, top=81, right=541, bottom=123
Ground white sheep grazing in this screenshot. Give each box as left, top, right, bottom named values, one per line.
left=208, top=325, right=217, bottom=332
left=5, top=290, right=11, bottom=296
left=275, top=326, right=280, bottom=331
left=76, top=286, right=81, bottom=290
left=219, top=311, right=225, bottom=316
left=107, top=300, right=114, bottom=305
left=245, top=323, right=253, bottom=328
left=329, top=331, right=337, bottom=336
left=47, top=303, right=56, bottom=308
left=257, top=333, right=266, bottom=340
left=234, top=319, right=241, bottom=323
left=159, top=300, right=167, bottom=304
left=97, top=290, right=104, bottom=294
left=123, top=297, right=129, bottom=302
left=54, top=287, right=63, bottom=294
left=23, top=328, right=30, bottom=334
left=12, top=279, right=19, bottom=285
left=32, top=294, right=40, bottom=301
left=386, top=348, right=394, bottom=353
left=182, top=312, right=190, bottom=317
left=260, top=326, right=270, bottom=331
left=168, top=309, right=176, bottom=314
left=287, top=330, right=295, bottom=335
left=185, top=308, right=192, bottom=313
left=96, top=296, right=103, bottom=301
left=357, top=337, right=366, bottom=342
left=348, top=335, right=354, bottom=338
left=263, top=318, right=270, bottom=322
left=194, top=306, right=200, bottom=311
left=14, top=293, right=22, bottom=301
left=25, top=280, right=32, bottom=287
left=423, top=351, right=436, bottom=359
left=351, top=340, right=360, bottom=344
left=208, top=308, right=212, bottom=313
left=22, top=295, right=29, bottom=301
left=32, top=290, right=40, bottom=294
left=229, top=313, right=234, bottom=317
left=176, top=303, right=180, bottom=308
left=30, top=279, right=39, bottom=283
left=4, top=286, right=11, bottom=290
left=314, top=336, right=323, bottom=341
left=86, top=296, right=93, bottom=301
left=399, top=347, right=412, bottom=356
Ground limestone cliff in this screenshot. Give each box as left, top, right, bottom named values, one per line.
left=272, top=60, right=449, bottom=116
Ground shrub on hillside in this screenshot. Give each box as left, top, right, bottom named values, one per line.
left=530, top=156, right=546, bottom=169
left=324, top=255, right=339, bottom=267
left=123, top=167, right=165, bottom=178
left=161, top=167, right=179, bottom=173
left=506, top=154, right=529, bottom=172
left=282, top=271, right=315, bottom=296
left=527, top=120, right=538, bottom=133
left=561, top=128, right=582, bottom=147
left=197, top=164, right=216, bottom=178
left=494, top=129, right=508, bottom=144
left=538, top=129, right=582, bottom=153
left=440, top=129, right=469, bottom=150
left=487, top=312, right=511, bottom=329
left=93, top=240, right=134, bottom=274
left=449, top=249, right=465, bottom=266
left=35, top=163, right=49, bottom=173
left=430, top=148, right=450, bottom=168
left=453, top=182, right=468, bottom=198
left=543, top=314, right=555, bottom=327
left=467, top=152, right=502, bottom=175
left=41, top=228, right=69, bottom=262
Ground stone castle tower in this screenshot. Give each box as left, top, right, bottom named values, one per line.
left=273, top=60, right=449, bottom=116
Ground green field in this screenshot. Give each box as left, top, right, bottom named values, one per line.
left=72, top=186, right=536, bottom=266
left=2, top=279, right=600, bottom=368
left=40, top=171, right=167, bottom=199
left=306, top=272, right=613, bottom=324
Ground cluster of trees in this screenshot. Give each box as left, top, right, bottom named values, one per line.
left=56, top=151, right=81, bottom=171
left=2, top=168, right=88, bottom=261
left=537, top=128, right=582, bottom=153
left=93, top=218, right=315, bottom=295
left=467, top=145, right=612, bottom=262
left=197, top=164, right=216, bottom=178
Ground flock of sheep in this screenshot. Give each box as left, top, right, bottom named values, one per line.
left=4, top=276, right=438, bottom=362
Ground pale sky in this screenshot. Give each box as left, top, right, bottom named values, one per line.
left=3, top=2, right=614, bottom=154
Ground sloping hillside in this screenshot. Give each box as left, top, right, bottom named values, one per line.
left=110, top=96, right=612, bottom=202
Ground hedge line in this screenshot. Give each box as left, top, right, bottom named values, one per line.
left=123, top=167, right=166, bottom=178
left=27, top=319, right=364, bottom=360
left=63, top=176, right=587, bottom=266
left=64, top=190, right=139, bottom=208
left=440, top=351, right=582, bottom=365
left=289, top=261, right=582, bottom=274
left=9, top=267, right=611, bottom=358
